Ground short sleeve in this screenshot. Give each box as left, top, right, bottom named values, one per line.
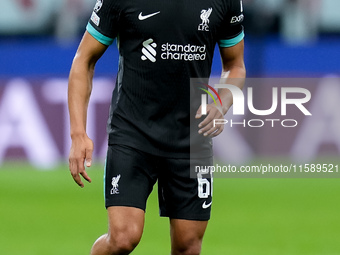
left=86, top=0, right=121, bottom=46
left=218, top=0, right=245, bottom=48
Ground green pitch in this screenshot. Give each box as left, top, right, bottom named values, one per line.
left=1, top=162, right=340, bottom=255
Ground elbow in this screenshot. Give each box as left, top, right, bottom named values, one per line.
left=222, top=63, right=246, bottom=79
left=71, top=54, right=96, bottom=79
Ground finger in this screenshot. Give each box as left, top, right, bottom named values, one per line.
left=199, top=122, right=213, bottom=135
left=76, top=158, right=85, bottom=188
left=198, top=105, right=221, bottom=128
left=198, top=113, right=217, bottom=134
left=80, top=169, right=92, bottom=183
left=198, top=112, right=215, bottom=130
left=68, top=157, right=76, bottom=174
left=210, top=125, right=224, bottom=137
left=69, top=158, right=81, bottom=187
left=70, top=164, right=84, bottom=188
left=73, top=173, right=84, bottom=188
left=85, top=146, right=93, bottom=168
left=203, top=125, right=219, bottom=137
left=200, top=116, right=225, bottom=136
left=81, top=173, right=92, bottom=183
left=195, top=105, right=202, bottom=119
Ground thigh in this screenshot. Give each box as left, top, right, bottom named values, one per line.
left=170, top=219, right=208, bottom=255
left=158, top=157, right=213, bottom=221
left=104, top=144, right=158, bottom=210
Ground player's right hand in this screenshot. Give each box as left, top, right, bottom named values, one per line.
left=69, top=134, right=93, bottom=188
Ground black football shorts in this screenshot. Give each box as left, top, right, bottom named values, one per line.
left=104, top=144, right=213, bottom=221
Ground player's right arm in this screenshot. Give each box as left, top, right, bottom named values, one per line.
left=68, top=31, right=108, bottom=188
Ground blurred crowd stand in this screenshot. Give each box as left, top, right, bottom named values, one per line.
left=55, top=0, right=87, bottom=42
left=0, top=0, right=93, bottom=40
left=281, top=0, right=321, bottom=44
left=0, top=0, right=338, bottom=43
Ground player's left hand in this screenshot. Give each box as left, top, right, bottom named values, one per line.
left=195, top=103, right=225, bottom=137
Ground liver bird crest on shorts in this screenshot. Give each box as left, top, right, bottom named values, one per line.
left=110, top=174, right=121, bottom=195
left=198, top=8, right=212, bottom=31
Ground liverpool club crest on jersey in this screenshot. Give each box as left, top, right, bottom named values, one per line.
left=198, top=8, right=212, bottom=31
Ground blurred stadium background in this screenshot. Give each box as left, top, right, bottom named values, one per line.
left=0, top=0, right=340, bottom=254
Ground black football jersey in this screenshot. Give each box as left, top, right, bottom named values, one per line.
left=87, top=0, right=244, bottom=157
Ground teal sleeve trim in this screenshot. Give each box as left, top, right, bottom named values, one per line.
left=218, top=30, right=245, bottom=48
left=86, top=23, right=114, bottom=46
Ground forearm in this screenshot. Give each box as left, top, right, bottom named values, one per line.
left=68, top=55, right=95, bottom=138
left=218, top=64, right=246, bottom=115
left=68, top=32, right=107, bottom=187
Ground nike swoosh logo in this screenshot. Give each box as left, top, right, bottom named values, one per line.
left=138, top=11, right=160, bottom=20
left=202, top=201, right=212, bottom=209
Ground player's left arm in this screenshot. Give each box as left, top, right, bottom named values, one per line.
left=196, top=40, right=246, bottom=137
left=218, top=39, right=246, bottom=114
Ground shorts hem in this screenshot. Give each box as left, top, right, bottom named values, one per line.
left=105, top=202, right=146, bottom=212
left=160, top=213, right=210, bottom=221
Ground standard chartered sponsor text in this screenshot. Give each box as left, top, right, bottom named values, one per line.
left=161, top=43, right=206, bottom=61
